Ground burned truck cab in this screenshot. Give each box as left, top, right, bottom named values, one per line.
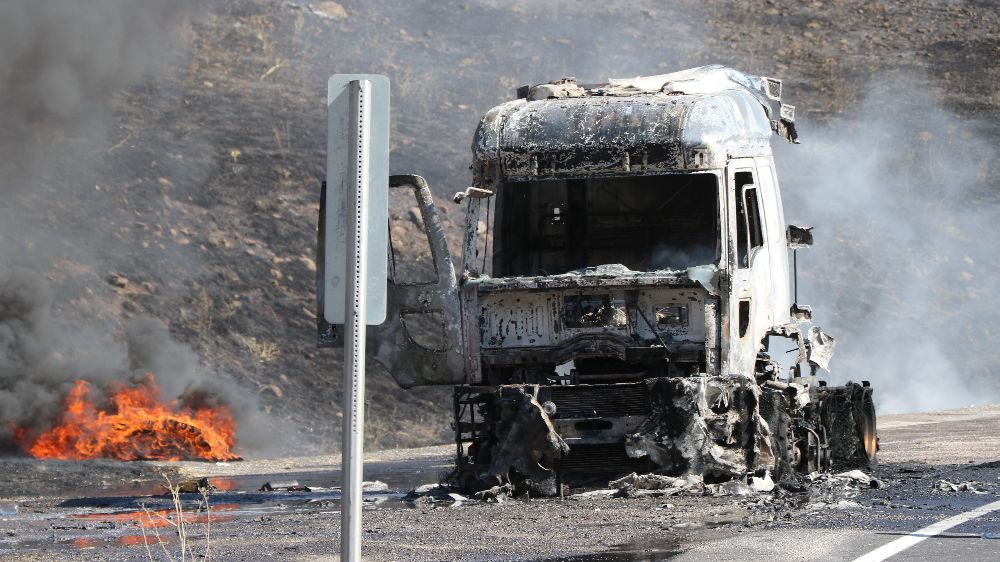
left=466, top=67, right=795, bottom=385
left=364, top=66, right=875, bottom=494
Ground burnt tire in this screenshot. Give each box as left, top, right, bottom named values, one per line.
left=855, top=383, right=878, bottom=465
left=819, top=382, right=877, bottom=469
left=759, top=387, right=795, bottom=478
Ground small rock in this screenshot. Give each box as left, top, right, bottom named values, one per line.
left=307, top=2, right=347, bottom=21
left=107, top=272, right=128, bottom=289
left=299, top=256, right=317, bottom=272
left=175, top=478, right=212, bottom=494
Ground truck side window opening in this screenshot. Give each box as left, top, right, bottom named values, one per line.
left=474, top=196, right=495, bottom=276
left=492, top=174, right=719, bottom=277
left=388, top=186, right=437, bottom=285
left=738, top=299, right=750, bottom=338
left=734, top=171, right=754, bottom=268
left=744, top=187, right=764, bottom=252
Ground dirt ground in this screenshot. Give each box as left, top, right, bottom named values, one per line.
left=1, top=405, right=999, bottom=561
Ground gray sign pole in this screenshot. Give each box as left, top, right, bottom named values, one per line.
left=325, top=72, right=387, bottom=562
left=342, top=78, right=371, bottom=562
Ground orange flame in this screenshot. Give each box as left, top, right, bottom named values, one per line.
left=24, top=374, right=240, bottom=462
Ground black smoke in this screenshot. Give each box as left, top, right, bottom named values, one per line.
left=0, top=0, right=192, bottom=137
left=0, top=0, right=274, bottom=455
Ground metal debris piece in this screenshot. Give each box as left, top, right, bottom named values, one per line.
left=569, top=489, right=618, bottom=500
left=452, top=186, right=494, bottom=204
left=836, top=470, right=872, bottom=486
left=486, top=387, right=569, bottom=496
left=259, top=480, right=311, bottom=492
left=362, top=480, right=389, bottom=492
left=446, top=492, right=468, bottom=505
left=934, top=479, right=988, bottom=494
left=525, top=78, right=586, bottom=101
left=797, top=470, right=879, bottom=507
left=609, top=472, right=704, bottom=498
left=472, top=483, right=513, bottom=503
left=705, top=479, right=753, bottom=496
left=750, top=471, right=775, bottom=492
left=807, top=326, right=836, bottom=372
left=610, top=472, right=692, bottom=491
left=404, top=483, right=472, bottom=505
left=410, top=483, right=444, bottom=495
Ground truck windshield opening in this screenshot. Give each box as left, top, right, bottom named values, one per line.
left=492, top=173, right=719, bottom=277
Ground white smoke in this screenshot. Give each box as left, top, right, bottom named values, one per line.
left=774, top=75, right=999, bottom=413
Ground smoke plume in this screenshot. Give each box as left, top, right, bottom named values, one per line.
left=0, top=268, right=269, bottom=452
left=775, top=76, right=1000, bottom=413
left=0, top=1, right=275, bottom=454
left=0, top=0, right=191, bottom=138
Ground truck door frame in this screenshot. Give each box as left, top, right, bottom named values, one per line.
left=725, top=158, right=772, bottom=376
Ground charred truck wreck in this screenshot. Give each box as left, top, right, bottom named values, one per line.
left=319, top=65, right=878, bottom=495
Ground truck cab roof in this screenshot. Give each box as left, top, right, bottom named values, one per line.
left=472, top=65, right=797, bottom=186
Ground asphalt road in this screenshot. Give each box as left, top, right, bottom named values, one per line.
left=2, top=406, right=1000, bottom=561
left=660, top=405, right=1000, bottom=562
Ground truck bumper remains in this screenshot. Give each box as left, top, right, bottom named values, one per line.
left=455, top=375, right=788, bottom=495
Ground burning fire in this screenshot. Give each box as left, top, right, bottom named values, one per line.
left=22, top=374, right=240, bottom=462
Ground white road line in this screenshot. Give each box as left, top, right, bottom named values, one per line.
left=853, top=498, right=1000, bottom=562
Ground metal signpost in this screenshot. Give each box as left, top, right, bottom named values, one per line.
left=325, top=74, right=389, bottom=562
